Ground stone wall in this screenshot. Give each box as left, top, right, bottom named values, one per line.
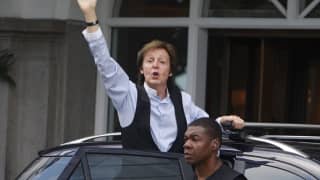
left=0, top=18, right=96, bottom=180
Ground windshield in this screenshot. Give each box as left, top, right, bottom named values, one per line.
left=16, top=156, right=72, bottom=180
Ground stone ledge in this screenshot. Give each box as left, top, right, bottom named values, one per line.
left=0, top=18, right=84, bottom=33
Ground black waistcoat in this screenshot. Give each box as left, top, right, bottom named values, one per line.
left=121, top=84, right=187, bottom=153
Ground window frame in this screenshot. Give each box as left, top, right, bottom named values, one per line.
left=94, top=0, right=320, bottom=134
left=63, top=147, right=194, bottom=180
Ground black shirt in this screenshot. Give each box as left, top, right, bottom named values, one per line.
left=195, top=164, right=247, bottom=180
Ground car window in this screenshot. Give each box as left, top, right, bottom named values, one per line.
left=244, top=162, right=304, bottom=180
left=17, top=157, right=72, bottom=180
left=69, top=162, right=85, bottom=180
left=87, top=153, right=183, bottom=180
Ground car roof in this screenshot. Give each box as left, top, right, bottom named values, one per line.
left=33, top=124, right=320, bottom=179
left=39, top=134, right=320, bottom=178
left=45, top=122, right=320, bottom=160
left=40, top=130, right=318, bottom=164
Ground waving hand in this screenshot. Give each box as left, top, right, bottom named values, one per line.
left=76, top=0, right=98, bottom=32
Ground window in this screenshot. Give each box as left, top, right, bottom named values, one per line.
left=206, top=31, right=320, bottom=131
left=203, top=0, right=286, bottom=18
left=96, top=1, right=320, bottom=135
left=17, top=157, right=72, bottom=180
left=87, top=153, right=182, bottom=180
left=69, top=162, right=85, bottom=180
left=113, top=0, right=190, bottom=17
left=304, top=0, right=320, bottom=18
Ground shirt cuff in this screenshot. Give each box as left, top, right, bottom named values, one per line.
left=82, top=27, right=103, bottom=42
left=216, top=117, right=222, bottom=126
left=216, top=117, right=227, bottom=133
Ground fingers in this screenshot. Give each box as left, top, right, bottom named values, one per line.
left=77, top=0, right=97, bottom=15
left=219, top=115, right=245, bottom=129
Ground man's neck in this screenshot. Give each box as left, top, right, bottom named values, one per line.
left=156, top=86, right=167, bottom=99
left=195, top=158, right=222, bottom=180
left=146, top=83, right=168, bottom=99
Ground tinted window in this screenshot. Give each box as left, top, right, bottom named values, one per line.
left=69, top=162, right=85, bottom=180
left=87, top=154, right=182, bottom=180
left=244, top=163, right=304, bottom=180
left=17, top=157, right=72, bottom=180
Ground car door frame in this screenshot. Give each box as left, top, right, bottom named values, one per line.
left=58, top=147, right=195, bottom=180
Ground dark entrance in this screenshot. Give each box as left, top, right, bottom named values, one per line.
left=206, top=30, right=320, bottom=126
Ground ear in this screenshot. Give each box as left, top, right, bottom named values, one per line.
left=169, top=72, right=173, bottom=77
left=211, top=139, right=219, bottom=151
left=140, top=69, right=144, bottom=74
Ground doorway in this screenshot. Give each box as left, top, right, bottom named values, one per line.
left=206, top=30, right=320, bottom=125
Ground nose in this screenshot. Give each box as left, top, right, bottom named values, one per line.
left=152, top=60, right=159, bottom=68
left=183, top=140, right=191, bottom=149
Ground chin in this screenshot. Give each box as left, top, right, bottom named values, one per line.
left=147, top=81, right=165, bottom=87
left=184, top=157, right=195, bottom=165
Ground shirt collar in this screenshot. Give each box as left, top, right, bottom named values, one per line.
left=143, top=82, right=170, bottom=99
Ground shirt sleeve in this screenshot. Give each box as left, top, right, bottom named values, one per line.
left=82, top=28, right=137, bottom=128
left=181, top=91, right=226, bottom=132
left=181, top=91, right=209, bottom=125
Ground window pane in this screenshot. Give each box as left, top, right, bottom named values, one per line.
left=114, top=0, right=190, bottom=17
left=17, top=157, right=72, bottom=180
left=304, top=0, right=320, bottom=18
left=87, top=153, right=182, bottom=180
left=203, top=0, right=286, bottom=18
left=69, top=162, right=85, bottom=180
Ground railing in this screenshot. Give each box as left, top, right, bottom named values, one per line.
left=244, top=122, right=320, bottom=130
left=62, top=132, right=121, bottom=145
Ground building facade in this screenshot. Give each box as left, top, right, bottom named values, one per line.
left=0, top=0, right=320, bottom=179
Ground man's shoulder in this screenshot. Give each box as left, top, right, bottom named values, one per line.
left=207, top=164, right=247, bottom=180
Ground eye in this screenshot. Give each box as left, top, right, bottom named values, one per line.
left=146, top=58, right=154, bottom=63
left=158, top=58, right=168, bottom=64
left=191, top=136, right=200, bottom=142
left=184, top=137, right=188, bottom=142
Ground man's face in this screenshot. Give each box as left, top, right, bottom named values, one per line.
left=140, top=48, right=171, bottom=89
left=183, top=126, right=216, bottom=165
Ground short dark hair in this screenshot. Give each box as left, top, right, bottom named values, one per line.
left=188, top=117, right=222, bottom=146
left=136, top=40, right=177, bottom=86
